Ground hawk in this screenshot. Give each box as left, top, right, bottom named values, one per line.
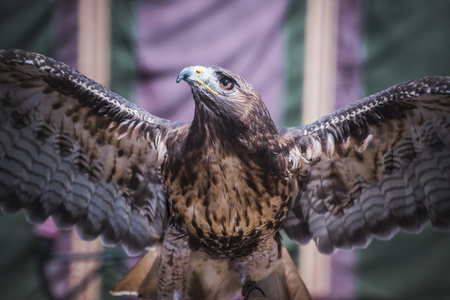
left=1, top=49, right=450, bottom=300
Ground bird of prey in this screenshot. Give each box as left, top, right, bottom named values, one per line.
left=0, top=49, right=450, bottom=300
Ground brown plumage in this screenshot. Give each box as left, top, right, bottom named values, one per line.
left=1, top=49, right=450, bottom=299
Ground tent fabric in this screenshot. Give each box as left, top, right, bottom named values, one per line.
left=1, top=1, right=450, bottom=299
left=357, top=1, right=450, bottom=299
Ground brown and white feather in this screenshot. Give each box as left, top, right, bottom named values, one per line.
left=2, top=50, right=450, bottom=299
left=0, top=49, right=180, bottom=254
left=283, top=76, right=450, bottom=254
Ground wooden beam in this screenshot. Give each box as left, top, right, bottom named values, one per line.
left=70, top=1, right=111, bottom=299
left=299, top=0, right=339, bottom=297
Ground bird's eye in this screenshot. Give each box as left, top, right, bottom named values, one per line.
left=219, top=77, right=234, bottom=90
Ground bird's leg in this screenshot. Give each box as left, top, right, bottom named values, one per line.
left=231, top=238, right=280, bottom=300
left=157, top=225, right=190, bottom=300
left=229, top=260, right=268, bottom=300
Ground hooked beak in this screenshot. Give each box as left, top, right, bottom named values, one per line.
left=176, top=66, right=218, bottom=95
left=177, top=66, right=203, bottom=83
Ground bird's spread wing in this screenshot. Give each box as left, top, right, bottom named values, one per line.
left=282, top=76, right=450, bottom=254
left=0, top=49, right=181, bottom=254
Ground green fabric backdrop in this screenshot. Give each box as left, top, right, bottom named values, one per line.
left=357, top=1, right=450, bottom=299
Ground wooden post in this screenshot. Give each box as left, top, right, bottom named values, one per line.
left=70, top=0, right=111, bottom=299
left=299, top=0, right=339, bottom=297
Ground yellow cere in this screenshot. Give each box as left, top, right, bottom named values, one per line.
left=194, top=66, right=204, bottom=75
left=194, top=65, right=218, bottom=95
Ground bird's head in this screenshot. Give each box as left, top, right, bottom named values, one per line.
left=177, top=65, right=278, bottom=149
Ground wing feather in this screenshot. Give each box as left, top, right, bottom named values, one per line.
left=0, top=49, right=181, bottom=254
left=283, top=76, right=450, bottom=254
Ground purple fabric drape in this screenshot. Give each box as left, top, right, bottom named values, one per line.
left=136, top=0, right=286, bottom=124
left=54, top=0, right=79, bottom=68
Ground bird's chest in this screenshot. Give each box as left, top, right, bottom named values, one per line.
left=163, top=148, right=292, bottom=258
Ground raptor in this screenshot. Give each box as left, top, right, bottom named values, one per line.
left=0, top=49, right=450, bottom=299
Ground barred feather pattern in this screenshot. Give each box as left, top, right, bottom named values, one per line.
left=3, top=50, right=450, bottom=299
left=283, top=76, right=450, bottom=254
left=0, top=49, right=179, bottom=254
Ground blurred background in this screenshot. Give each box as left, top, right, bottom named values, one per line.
left=0, top=0, right=450, bottom=299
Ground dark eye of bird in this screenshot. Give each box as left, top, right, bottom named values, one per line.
left=219, top=77, right=234, bottom=90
